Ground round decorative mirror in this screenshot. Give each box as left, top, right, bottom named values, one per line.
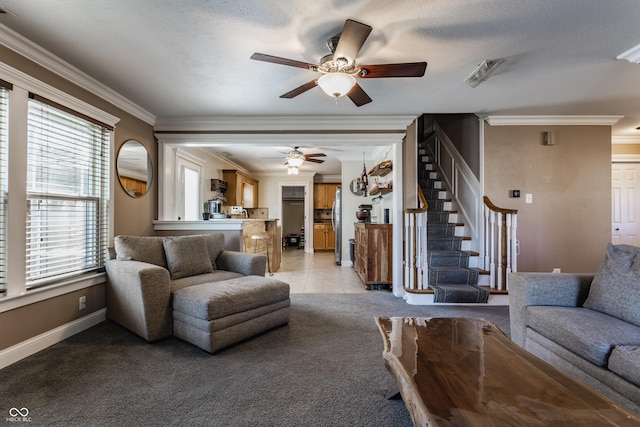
left=350, top=178, right=363, bottom=196
left=117, top=140, right=152, bottom=197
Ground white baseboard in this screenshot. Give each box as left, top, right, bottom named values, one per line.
left=404, top=292, right=509, bottom=306
left=0, top=308, right=107, bottom=370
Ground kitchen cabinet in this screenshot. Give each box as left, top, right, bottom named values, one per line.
left=314, top=183, right=339, bottom=209
left=313, top=223, right=335, bottom=251
left=223, top=170, right=259, bottom=208
left=354, top=223, right=392, bottom=289
left=118, top=175, right=147, bottom=197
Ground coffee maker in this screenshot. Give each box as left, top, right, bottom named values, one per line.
left=208, top=179, right=228, bottom=219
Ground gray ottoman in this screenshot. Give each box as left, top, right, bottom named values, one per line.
left=172, top=276, right=290, bottom=353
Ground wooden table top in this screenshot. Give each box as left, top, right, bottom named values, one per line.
left=375, top=317, right=639, bottom=426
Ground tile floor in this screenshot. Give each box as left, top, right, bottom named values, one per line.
left=272, top=248, right=377, bottom=294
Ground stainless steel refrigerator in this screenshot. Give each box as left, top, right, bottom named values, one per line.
left=331, top=186, right=342, bottom=265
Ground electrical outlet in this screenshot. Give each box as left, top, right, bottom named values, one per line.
left=79, top=296, right=86, bottom=311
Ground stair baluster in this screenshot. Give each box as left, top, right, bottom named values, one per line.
left=483, top=196, right=518, bottom=291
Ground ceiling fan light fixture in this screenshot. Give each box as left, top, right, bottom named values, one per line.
left=317, top=72, right=357, bottom=98
left=287, top=155, right=304, bottom=167
left=287, top=166, right=299, bottom=175
left=464, top=59, right=505, bottom=88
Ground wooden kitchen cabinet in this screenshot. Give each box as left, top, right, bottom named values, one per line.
left=313, top=183, right=339, bottom=209
left=354, top=223, right=392, bottom=289
left=313, top=223, right=335, bottom=251
left=223, top=170, right=259, bottom=208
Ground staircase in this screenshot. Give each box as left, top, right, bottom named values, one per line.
left=418, top=148, right=490, bottom=303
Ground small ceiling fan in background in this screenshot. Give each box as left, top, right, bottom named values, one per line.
left=251, top=19, right=427, bottom=106
left=284, top=146, right=326, bottom=167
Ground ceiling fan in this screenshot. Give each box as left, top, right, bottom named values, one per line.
left=284, top=146, right=326, bottom=167
left=251, top=19, right=427, bottom=106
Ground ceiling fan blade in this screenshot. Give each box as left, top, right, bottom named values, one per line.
left=347, top=83, right=372, bottom=107
left=305, top=153, right=326, bottom=158
left=333, top=19, right=372, bottom=65
left=358, top=62, right=428, bottom=78
left=280, top=80, right=318, bottom=99
left=250, top=53, right=316, bottom=71
left=306, top=158, right=325, bottom=163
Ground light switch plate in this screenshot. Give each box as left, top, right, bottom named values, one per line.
left=525, top=193, right=533, bottom=204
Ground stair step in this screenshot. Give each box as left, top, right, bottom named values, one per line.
left=427, top=250, right=470, bottom=268
left=427, top=223, right=457, bottom=237
left=429, top=283, right=490, bottom=303
left=427, top=211, right=451, bottom=223
left=429, top=266, right=479, bottom=286
left=428, top=236, right=463, bottom=251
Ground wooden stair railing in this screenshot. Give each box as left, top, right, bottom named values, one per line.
left=483, top=196, right=518, bottom=291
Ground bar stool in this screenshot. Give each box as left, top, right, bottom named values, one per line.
left=251, top=234, right=272, bottom=276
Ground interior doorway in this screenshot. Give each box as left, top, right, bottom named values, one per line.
left=612, top=162, right=640, bottom=246
left=282, top=186, right=305, bottom=250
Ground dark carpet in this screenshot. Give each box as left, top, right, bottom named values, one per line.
left=0, top=293, right=510, bottom=426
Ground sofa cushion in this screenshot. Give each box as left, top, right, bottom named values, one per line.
left=203, top=233, right=225, bottom=269
left=609, top=346, right=640, bottom=387
left=172, top=276, right=290, bottom=321
left=162, top=235, right=214, bottom=280
left=526, top=306, right=640, bottom=367
left=114, top=235, right=166, bottom=268
left=170, top=270, right=244, bottom=293
left=584, top=243, right=640, bottom=327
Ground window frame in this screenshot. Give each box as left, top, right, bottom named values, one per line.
left=0, top=61, right=119, bottom=313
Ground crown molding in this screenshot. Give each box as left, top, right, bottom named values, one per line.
left=612, top=154, right=640, bottom=162
left=153, top=115, right=415, bottom=132
left=485, top=115, right=623, bottom=126
left=0, top=24, right=156, bottom=125
left=154, top=131, right=403, bottom=146
left=612, top=135, right=640, bottom=145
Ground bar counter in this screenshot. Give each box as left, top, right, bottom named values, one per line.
left=153, top=219, right=281, bottom=273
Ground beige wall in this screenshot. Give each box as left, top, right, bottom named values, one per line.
left=0, top=46, right=155, bottom=352
left=484, top=124, right=611, bottom=273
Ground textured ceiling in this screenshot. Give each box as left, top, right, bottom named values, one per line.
left=2, top=0, right=640, bottom=173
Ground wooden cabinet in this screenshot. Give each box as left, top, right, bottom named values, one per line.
left=313, top=223, right=335, bottom=251
left=313, top=183, right=339, bottom=209
left=354, top=223, right=392, bottom=289
left=223, top=170, right=259, bottom=208
left=118, top=175, right=148, bottom=197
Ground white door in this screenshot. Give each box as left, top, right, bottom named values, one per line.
left=612, top=163, right=640, bottom=245
left=176, top=156, right=202, bottom=221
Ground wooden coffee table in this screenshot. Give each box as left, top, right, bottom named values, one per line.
left=375, top=317, right=639, bottom=426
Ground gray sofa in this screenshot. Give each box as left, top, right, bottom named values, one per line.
left=509, top=244, right=640, bottom=414
left=106, top=233, right=267, bottom=342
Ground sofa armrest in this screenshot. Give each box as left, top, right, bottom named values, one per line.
left=216, top=250, right=267, bottom=276
left=105, top=260, right=172, bottom=341
left=508, top=272, right=594, bottom=348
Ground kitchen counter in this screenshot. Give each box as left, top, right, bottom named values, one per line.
left=153, top=219, right=281, bottom=273
left=154, top=219, right=277, bottom=232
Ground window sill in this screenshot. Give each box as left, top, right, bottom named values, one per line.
left=0, top=272, right=106, bottom=314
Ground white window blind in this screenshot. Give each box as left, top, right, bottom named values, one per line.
left=26, top=95, right=110, bottom=288
left=0, top=83, right=9, bottom=293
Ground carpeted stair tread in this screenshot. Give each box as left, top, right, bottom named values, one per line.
left=430, top=283, right=490, bottom=303
left=428, top=236, right=463, bottom=251
left=427, top=250, right=470, bottom=268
